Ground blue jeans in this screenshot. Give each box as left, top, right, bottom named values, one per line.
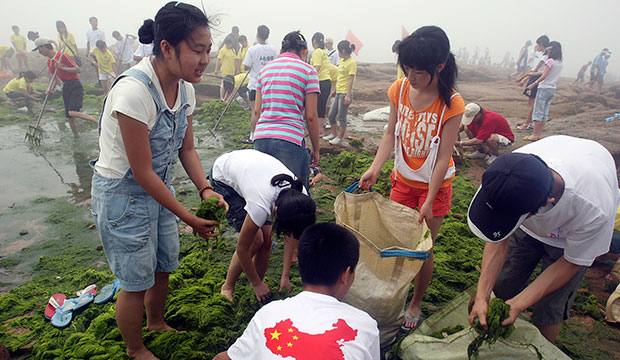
left=254, top=138, right=310, bottom=192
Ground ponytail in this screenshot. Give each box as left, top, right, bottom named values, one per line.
left=281, top=31, right=308, bottom=55
left=271, top=174, right=316, bottom=239
left=438, top=53, right=457, bottom=107
left=17, top=72, right=25, bottom=79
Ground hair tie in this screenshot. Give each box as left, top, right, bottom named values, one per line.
left=175, top=1, right=182, bottom=6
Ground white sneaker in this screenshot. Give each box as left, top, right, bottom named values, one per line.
left=325, top=124, right=332, bottom=129
left=467, top=150, right=486, bottom=159
left=486, top=154, right=498, bottom=165
left=323, top=134, right=336, bottom=141
left=329, top=137, right=343, bottom=145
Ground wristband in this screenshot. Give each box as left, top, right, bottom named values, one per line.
left=198, top=184, right=214, bottom=199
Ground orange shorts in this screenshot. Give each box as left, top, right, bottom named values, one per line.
left=389, top=172, right=453, bottom=217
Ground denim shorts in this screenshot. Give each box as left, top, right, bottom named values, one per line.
left=493, top=229, right=587, bottom=326
left=91, top=175, right=180, bottom=292
left=328, top=93, right=351, bottom=127
left=253, top=138, right=310, bottom=192
left=532, top=88, right=556, bottom=122
left=210, top=177, right=248, bottom=232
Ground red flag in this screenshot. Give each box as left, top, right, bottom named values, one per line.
left=264, top=318, right=358, bottom=360
left=402, top=25, right=410, bottom=39
left=345, top=30, right=363, bottom=56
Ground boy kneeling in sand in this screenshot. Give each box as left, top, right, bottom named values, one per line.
left=214, top=223, right=380, bottom=360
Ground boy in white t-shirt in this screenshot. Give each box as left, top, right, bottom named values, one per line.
left=467, top=135, right=620, bottom=344
left=242, top=25, right=277, bottom=144
left=215, top=223, right=380, bottom=360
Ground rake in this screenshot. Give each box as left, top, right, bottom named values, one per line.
left=25, top=48, right=65, bottom=145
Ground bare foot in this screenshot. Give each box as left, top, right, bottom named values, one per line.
left=220, top=285, right=235, bottom=303
left=127, top=347, right=159, bottom=360
left=146, top=322, right=179, bottom=332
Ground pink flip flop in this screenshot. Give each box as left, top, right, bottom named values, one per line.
left=76, top=284, right=98, bottom=297
left=44, top=293, right=66, bottom=319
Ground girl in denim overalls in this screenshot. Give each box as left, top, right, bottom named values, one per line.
left=90, top=3, right=225, bottom=359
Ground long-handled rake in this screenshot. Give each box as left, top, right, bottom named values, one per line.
left=209, top=71, right=250, bottom=137
left=25, top=47, right=65, bottom=145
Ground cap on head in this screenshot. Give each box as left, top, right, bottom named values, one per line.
left=467, top=153, right=554, bottom=243
left=461, top=103, right=481, bottom=126
left=325, top=38, right=334, bottom=45
left=32, top=38, right=52, bottom=52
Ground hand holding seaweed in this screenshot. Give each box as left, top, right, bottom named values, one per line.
left=468, top=298, right=515, bottom=359
left=195, top=197, right=227, bottom=239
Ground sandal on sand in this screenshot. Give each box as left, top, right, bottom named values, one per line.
left=523, top=135, right=541, bottom=141
left=401, top=311, right=424, bottom=331
left=51, top=293, right=94, bottom=328
left=94, top=279, right=121, bottom=304
left=516, top=123, right=533, bottom=130
left=44, top=293, right=67, bottom=319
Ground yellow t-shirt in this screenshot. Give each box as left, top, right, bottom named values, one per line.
left=397, top=63, right=405, bottom=80
left=218, top=47, right=237, bottom=76
left=237, top=45, right=250, bottom=65
left=329, top=63, right=338, bottom=83
left=311, top=48, right=331, bottom=81
left=336, top=57, right=357, bottom=94
left=90, top=48, right=116, bottom=75
left=3, top=77, right=27, bottom=93
left=11, top=34, right=27, bottom=54
left=0, top=45, right=12, bottom=58
left=388, top=78, right=465, bottom=189
left=234, top=72, right=249, bottom=88
left=58, top=32, right=78, bottom=57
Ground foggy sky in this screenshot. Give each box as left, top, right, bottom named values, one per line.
left=1, top=0, right=618, bottom=79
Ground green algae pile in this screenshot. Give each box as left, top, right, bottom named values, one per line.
left=195, top=197, right=227, bottom=238
left=194, top=100, right=252, bottom=145
left=468, top=298, right=515, bottom=359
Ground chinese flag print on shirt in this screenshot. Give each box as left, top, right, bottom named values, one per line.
left=264, top=318, right=358, bottom=360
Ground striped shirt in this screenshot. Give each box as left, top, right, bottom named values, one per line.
left=255, top=52, right=320, bottom=146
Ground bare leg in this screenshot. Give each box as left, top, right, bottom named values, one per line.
left=338, top=125, right=346, bottom=140
left=249, top=99, right=257, bottom=139
left=404, top=215, right=444, bottom=329
left=68, top=110, right=98, bottom=124
left=220, top=229, right=265, bottom=302
left=145, top=272, right=175, bottom=331
left=116, top=289, right=159, bottom=360
left=537, top=323, right=562, bottom=343
left=532, top=120, right=544, bottom=138
left=67, top=118, right=79, bottom=137
left=219, top=81, right=225, bottom=101
left=526, top=97, right=535, bottom=126
left=485, top=136, right=500, bottom=155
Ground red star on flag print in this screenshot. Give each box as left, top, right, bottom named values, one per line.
left=263, top=318, right=358, bottom=359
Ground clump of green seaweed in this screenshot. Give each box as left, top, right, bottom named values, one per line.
left=195, top=197, right=227, bottom=238
left=429, top=324, right=465, bottom=339
left=468, top=298, right=515, bottom=359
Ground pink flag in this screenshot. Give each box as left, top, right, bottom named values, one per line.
left=345, top=30, right=363, bottom=56
left=402, top=26, right=410, bottom=39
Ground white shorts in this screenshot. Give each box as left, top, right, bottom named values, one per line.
left=495, top=134, right=512, bottom=146
left=99, top=72, right=116, bottom=81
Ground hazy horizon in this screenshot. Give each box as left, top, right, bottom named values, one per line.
left=1, top=0, right=617, bottom=80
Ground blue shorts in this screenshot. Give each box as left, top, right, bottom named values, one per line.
left=210, top=176, right=247, bottom=232
left=91, top=175, right=180, bottom=292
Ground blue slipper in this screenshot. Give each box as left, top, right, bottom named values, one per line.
left=51, top=292, right=94, bottom=328
left=94, top=279, right=120, bottom=304
left=401, top=311, right=424, bottom=331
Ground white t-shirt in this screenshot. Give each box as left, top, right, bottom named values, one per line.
left=243, top=43, right=278, bottom=91
left=538, top=58, right=563, bottom=89
left=94, top=58, right=196, bottom=179
left=212, top=149, right=307, bottom=227
left=328, top=49, right=340, bottom=66
left=227, top=291, right=380, bottom=360
left=115, top=37, right=135, bottom=64
left=134, top=43, right=154, bottom=58
left=516, top=135, right=620, bottom=266
left=87, top=28, right=106, bottom=50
